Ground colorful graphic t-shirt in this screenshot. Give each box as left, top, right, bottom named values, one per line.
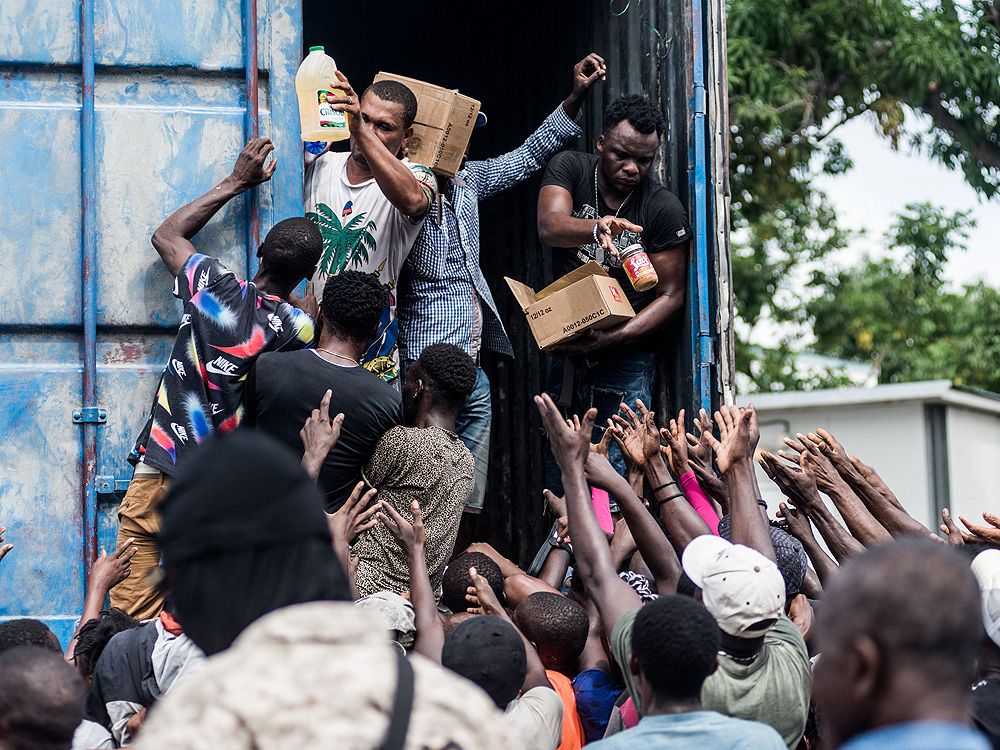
left=129, top=253, right=315, bottom=475
left=304, top=150, right=436, bottom=385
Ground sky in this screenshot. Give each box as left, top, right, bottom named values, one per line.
left=814, top=112, right=1000, bottom=287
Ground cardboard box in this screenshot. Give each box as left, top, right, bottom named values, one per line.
left=505, top=262, right=636, bottom=349
left=373, top=71, right=480, bottom=177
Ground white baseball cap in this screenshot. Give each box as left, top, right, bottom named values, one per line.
left=971, top=549, right=1000, bottom=648
left=682, top=535, right=786, bottom=639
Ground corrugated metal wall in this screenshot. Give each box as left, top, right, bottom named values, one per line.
left=0, top=0, right=302, bottom=640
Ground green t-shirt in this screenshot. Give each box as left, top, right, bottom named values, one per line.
left=609, top=612, right=810, bottom=749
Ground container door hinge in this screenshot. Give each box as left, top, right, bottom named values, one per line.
left=73, top=407, right=107, bottom=424
left=95, top=476, right=131, bottom=495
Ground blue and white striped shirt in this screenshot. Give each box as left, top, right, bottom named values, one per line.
left=397, top=106, right=583, bottom=361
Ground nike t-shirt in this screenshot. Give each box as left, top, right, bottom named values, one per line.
left=129, top=253, right=316, bottom=476
left=304, top=150, right=436, bottom=385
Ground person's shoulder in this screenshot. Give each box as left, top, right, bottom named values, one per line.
left=716, top=714, right=787, bottom=748
left=765, top=615, right=809, bottom=657
left=547, top=149, right=590, bottom=170
left=315, top=150, right=351, bottom=170
left=643, top=179, right=686, bottom=211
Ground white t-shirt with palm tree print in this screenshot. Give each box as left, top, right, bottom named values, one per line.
left=304, top=150, right=436, bottom=385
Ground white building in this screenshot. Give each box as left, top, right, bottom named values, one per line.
left=744, top=380, right=1000, bottom=531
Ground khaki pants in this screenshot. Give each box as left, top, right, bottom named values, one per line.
left=109, top=474, right=171, bottom=620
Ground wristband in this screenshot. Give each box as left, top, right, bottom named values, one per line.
left=757, top=499, right=768, bottom=510
left=652, top=480, right=679, bottom=494
left=592, top=221, right=601, bottom=244
left=656, top=492, right=686, bottom=507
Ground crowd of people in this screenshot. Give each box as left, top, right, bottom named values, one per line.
left=2, top=55, right=998, bottom=750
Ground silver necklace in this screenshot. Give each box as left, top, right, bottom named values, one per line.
left=314, top=347, right=359, bottom=366
left=594, top=165, right=634, bottom=265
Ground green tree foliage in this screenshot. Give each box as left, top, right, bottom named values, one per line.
left=728, top=0, right=1000, bottom=391
left=808, top=203, right=1000, bottom=392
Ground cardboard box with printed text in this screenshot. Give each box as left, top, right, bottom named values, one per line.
left=505, top=262, right=636, bottom=349
left=373, top=71, right=480, bottom=177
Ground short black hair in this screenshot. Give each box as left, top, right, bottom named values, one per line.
left=515, top=592, right=588, bottom=670
left=73, top=609, right=140, bottom=679
left=818, top=538, right=982, bottom=688
left=441, top=552, right=505, bottom=614
left=0, top=618, right=61, bottom=655
left=260, top=217, right=322, bottom=282
left=365, top=80, right=418, bottom=128
left=603, top=94, right=664, bottom=137
left=0, top=646, right=85, bottom=750
left=409, top=344, right=477, bottom=411
left=320, top=270, right=387, bottom=343
left=442, top=616, right=526, bottom=708
left=631, top=595, right=720, bottom=700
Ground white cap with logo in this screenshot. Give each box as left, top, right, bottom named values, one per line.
left=971, top=549, right=1000, bottom=648
left=681, top=535, right=786, bottom=639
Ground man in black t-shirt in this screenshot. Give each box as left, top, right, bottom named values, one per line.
left=537, top=94, right=690, bottom=490
left=247, top=271, right=402, bottom=511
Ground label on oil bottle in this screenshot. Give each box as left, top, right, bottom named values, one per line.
left=317, top=90, right=347, bottom=129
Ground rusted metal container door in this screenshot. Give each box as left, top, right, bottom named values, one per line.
left=0, top=0, right=302, bottom=643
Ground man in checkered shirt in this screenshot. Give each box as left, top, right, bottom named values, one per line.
left=397, top=53, right=607, bottom=520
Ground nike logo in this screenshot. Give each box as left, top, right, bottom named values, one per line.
left=205, top=356, right=239, bottom=376
left=179, top=313, right=192, bottom=327
left=197, top=270, right=210, bottom=291
left=171, top=359, right=187, bottom=379
left=170, top=422, right=189, bottom=444
left=211, top=403, right=224, bottom=416
left=267, top=313, right=283, bottom=334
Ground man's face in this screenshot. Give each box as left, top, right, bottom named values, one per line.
left=597, top=121, right=659, bottom=194
left=351, top=92, right=410, bottom=171
left=813, top=629, right=876, bottom=747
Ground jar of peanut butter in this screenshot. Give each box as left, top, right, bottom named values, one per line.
left=619, top=244, right=659, bottom=292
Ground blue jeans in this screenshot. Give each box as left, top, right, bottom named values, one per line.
left=544, top=351, right=656, bottom=502
left=454, top=367, right=492, bottom=512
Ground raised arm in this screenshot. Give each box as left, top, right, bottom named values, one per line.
left=152, top=138, right=276, bottom=277
left=329, top=72, right=431, bottom=218
left=781, top=435, right=892, bottom=547
left=467, top=567, right=552, bottom=693
left=704, top=406, right=777, bottom=563
left=464, top=54, right=602, bottom=200
left=759, top=451, right=865, bottom=562
left=378, top=500, right=443, bottom=663
left=808, top=429, right=929, bottom=536
left=776, top=502, right=839, bottom=586
left=299, top=389, right=345, bottom=480
left=65, top=538, right=136, bottom=663
left=534, top=394, right=641, bottom=639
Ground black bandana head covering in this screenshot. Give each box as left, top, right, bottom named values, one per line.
left=717, top=515, right=808, bottom=598
left=441, top=616, right=526, bottom=709
left=158, top=430, right=350, bottom=656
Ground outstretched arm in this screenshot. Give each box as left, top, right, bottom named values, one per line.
left=704, top=406, right=777, bottom=563
left=379, top=500, right=443, bottom=663
left=65, top=538, right=137, bottom=663
left=776, top=502, right=839, bottom=586
left=152, top=138, right=276, bottom=277
left=467, top=567, right=552, bottom=693
left=534, top=395, right=641, bottom=641
left=808, top=429, right=929, bottom=536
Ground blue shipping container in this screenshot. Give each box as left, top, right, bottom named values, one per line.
left=0, top=0, right=303, bottom=644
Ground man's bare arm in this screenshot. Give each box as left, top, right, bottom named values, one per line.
left=152, top=138, right=275, bottom=277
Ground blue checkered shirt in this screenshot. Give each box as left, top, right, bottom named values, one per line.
left=398, top=106, right=583, bottom=361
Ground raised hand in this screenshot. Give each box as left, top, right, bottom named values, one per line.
left=702, top=405, right=756, bottom=474
left=660, top=408, right=691, bottom=477
left=535, top=393, right=594, bottom=473
left=378, top=500, right=426, bottom=554
left=568, top=413, right=614, bottom=456
left=939, top=508, right=965, bottom=545
left=793, top=435, right=845, bottom=495
left=327, top=481, right=379, bottom=551
left=570, top=52, right=607, bottom=99
left=328, top=70, right=362, bottom=133
left=89, top=537, right=138, bottom=594
left=300, top=389, right=345, bottom=479
left=0, top=526, right=11, bottom=564
left=759, top=450, right=820, bottom=507
left=685, top=409, right=715, bottom=472
left=230, top=137, right=277, bottom=189
left=465, top=566, right=506, bottom=618
left=776, top=502, right=816, bottom=544
left=610, top=399, right=660, bottom=471
left=959, top=512, right=1000, bottom=545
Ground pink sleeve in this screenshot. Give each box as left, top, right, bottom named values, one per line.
left=680, top=471, right=720, bottom=535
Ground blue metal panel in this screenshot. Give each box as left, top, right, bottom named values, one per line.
left=0, top=0, right=302, bottom=646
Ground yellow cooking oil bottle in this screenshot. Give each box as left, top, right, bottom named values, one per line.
left=296, top=46, right=350, bottom=144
